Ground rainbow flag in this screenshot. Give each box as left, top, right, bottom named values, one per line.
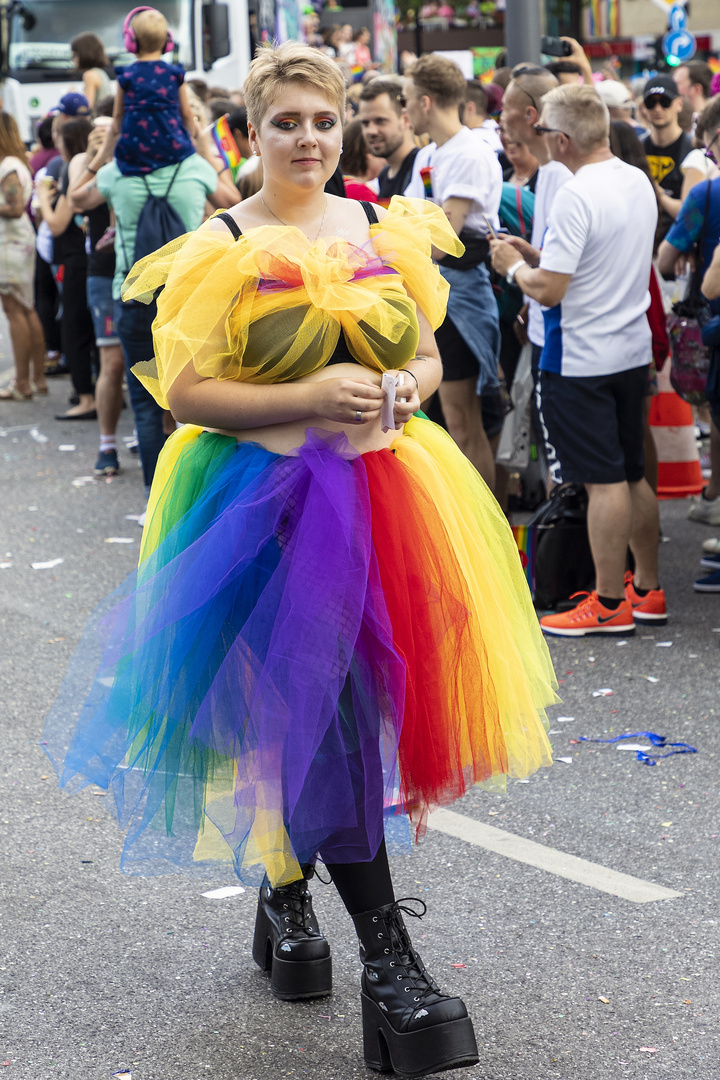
left=588, top=0, right=601, bottom=37
left=607, top=0, right=619, bottom=37
left=351, top=63, right=365, bottom=83
left=212, top=114, right=242, bottom=177
left=419, top=165, right=433, bottom=200
left=511, top=524, right=535, bottom=592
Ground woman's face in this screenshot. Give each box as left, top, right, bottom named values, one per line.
left=249, top=85, right=343, bottom=192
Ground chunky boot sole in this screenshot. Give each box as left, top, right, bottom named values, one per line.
left=361, top=993, right=479, bottom=1077
left=252, top=903, right=332, bottom=1000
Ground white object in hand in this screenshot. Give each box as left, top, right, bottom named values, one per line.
left=381, top=371, right=406, bottom=433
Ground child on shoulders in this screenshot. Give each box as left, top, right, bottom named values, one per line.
left=109, top=6, right=197, bottom=176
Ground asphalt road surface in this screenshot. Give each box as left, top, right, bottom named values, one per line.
left=1, top=382, right=719, bottom=1080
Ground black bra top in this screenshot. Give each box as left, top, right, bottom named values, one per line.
left=214, top=203, right=379, bottom=369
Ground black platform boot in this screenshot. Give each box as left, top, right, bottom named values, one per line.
left=352, top=899, right=479, bottom=1077
left=252, top=864, right=332, bottom=1000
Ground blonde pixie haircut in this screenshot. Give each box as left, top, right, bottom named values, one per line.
left=541, top=84, right=610, bottom=154
left=243, top=41, right=346, bottom=129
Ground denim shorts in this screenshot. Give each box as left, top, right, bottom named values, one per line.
left=86, top=275, right=120, bottom=347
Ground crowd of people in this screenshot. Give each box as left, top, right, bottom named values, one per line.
left=0, top=15, right=719, bottom=579
left=11, top=10, right=718, bottom=1078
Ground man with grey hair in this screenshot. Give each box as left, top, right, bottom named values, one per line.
left=491, top=84, right=664, bottom=637
left=500, top=65, right=571, bottom=465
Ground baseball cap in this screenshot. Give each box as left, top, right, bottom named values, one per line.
left=642, top=75, right=679, bottom=104
left=51, top=92, right=90, bottom=116
left=596, top=80, right=632, bottom=108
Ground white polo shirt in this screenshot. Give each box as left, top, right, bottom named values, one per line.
left=538, top=157, right=657, bottom=378
left=405, top=125, right=502, bottom=235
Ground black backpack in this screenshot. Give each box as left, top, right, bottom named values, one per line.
left=528, top=483, right=595, bottom=610
left=126, top=163, right=186, bottom=267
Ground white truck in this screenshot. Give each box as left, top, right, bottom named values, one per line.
left=0, top=0, right=262, bottom=142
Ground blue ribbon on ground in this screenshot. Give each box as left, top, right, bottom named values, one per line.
left=578, top=731, right=698, bottom=766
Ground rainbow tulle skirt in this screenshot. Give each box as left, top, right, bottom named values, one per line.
left=44, top=416, right=557, bottom=886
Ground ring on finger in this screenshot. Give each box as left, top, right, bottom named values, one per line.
left=355, top=409, right=362, bottom=422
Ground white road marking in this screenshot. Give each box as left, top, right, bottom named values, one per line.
left=427, top=808, right=681, bottom=903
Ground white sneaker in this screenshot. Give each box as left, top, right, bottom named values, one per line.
left=137, top=510, right=146, bottom=528
left=702, top=537, right=720, bottom=554
left=687, top=491, right=720, bottom=526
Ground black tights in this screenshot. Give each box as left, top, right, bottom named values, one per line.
left=323, top=839, right=395, bottom=917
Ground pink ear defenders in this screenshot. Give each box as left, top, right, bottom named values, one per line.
left=122, top=6, right=175, bottom=54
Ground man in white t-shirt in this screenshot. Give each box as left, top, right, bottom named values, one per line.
left=404, top=54, right=503, bottom=490
left=500, top=66, right=571, bottom=384
left=492, top=84, right=665, bottom=637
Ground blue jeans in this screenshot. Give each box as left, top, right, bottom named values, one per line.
left=115, top=298, right=166, bottom=497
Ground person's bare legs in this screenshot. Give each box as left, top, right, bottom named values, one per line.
left=437, top=377, right=495, bottom=490
left=1, top=294, right=32, bottom=396
left=95, top=344, right=124, bottom=437
left=585, top=481, right=632, bottom=600
left=628, top=477, right=660, bottom=591
left=705, top=418, right=720, bottom=500
left=28, top=308, right=48, bottom=392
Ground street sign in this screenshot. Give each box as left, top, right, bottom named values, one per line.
left=662, top=3, right=696, bottom=62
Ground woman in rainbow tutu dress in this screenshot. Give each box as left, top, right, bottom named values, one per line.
left=45, top=42, right=557, bottom=1078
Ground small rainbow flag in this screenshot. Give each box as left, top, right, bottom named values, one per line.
left=419, top=165, right=433, bottom=200
left=607, top=0, right=619, bottom=37
left=212, top=114, right=242, bottom=177
left=351, top=63, right=365, bottom=83
left=511, top=524, right=535, bottom=592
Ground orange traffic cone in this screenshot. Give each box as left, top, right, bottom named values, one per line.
left=649, top=359, right=704, bottom=500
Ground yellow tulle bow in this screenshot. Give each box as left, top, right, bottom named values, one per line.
left=122, top=197, right=464, bottom=410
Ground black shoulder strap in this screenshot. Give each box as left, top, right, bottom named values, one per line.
left=215, top=211, right=243, bottom=240
left=360, top=200, right=379, bottom=225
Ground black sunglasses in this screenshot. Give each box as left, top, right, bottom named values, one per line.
left=534, top=123, right=570, bottom=139
left=644, top=95, right=674, bottom=110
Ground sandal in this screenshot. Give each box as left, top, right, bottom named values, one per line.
left=0, top=381, right=33, bottom=401
left=31, top=382, right=49, bottom=395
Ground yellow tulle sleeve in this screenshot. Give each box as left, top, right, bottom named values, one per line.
left=369, top=197, right=465, bottom=331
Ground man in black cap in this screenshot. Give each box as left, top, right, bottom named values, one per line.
left=640, top=74, right=693, bottom=236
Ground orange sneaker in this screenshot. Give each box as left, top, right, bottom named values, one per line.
left=624, top=572, right=667, bottom=625
left=540, top=591, right=635, bottom=637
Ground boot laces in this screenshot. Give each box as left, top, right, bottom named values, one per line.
left=383, top=898, right=442, bottom=1005
left=274, top=869, right=316, bottom=934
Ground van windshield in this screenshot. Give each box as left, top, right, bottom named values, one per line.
left=8, top=0, right=193, bottom=74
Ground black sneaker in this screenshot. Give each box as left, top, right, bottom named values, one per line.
left=94, top=449, right=120, bottom=477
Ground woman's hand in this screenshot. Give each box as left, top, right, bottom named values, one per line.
left=392, top=376, right=420, bottom=428
left=313, top=375, right=386, bottom=424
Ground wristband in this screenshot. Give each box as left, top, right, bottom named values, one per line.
left=505, top=259, right=526, bottom=285
left=86, top=166, right=97, bottom=175
left=400, top=368, right=419, bottom=392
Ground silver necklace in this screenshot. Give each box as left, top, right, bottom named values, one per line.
left=259, top=193, right=328, bottom=244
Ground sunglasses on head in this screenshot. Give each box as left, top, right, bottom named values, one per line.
left=644, top=95, right=674, bottom=110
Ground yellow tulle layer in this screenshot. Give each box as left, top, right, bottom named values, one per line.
left=393, top=417, right=557, bottom=780
left=121, top=197, right=464, bottom=410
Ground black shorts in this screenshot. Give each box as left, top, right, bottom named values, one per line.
left=435, top=314, right=480, bottom=382
left=537, top=365, right=648, bottom=486
left=435, top=315, right=505, bottom=438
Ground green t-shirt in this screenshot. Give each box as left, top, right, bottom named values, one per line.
left=97, top=154, right=218, bottom=299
